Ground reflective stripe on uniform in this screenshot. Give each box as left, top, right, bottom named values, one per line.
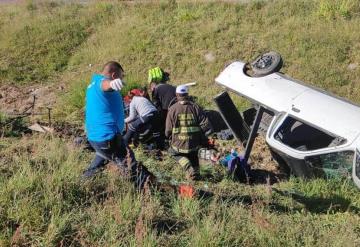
left=152, top=132, right=161, bottom=137
left=179, top=157, right=190, bottom=169
left=179, top=119, right=196, bottom=126
left=178, top=135, right=193, bottom=140
left=171, top=145, right=199, bottom=154
left=178, top=114, right=195, bottom=120
left=172, top=126, right=201, bottom=134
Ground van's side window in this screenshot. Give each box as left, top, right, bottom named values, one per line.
left=274, top=117, right=345, bottom=151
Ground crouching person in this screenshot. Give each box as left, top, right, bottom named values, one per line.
left=83, top=61, right=151, bottom=189
left=123, top=92, right=161, bottom=148
left=83, top=61, right=136, bottom=177
left=165, top=85, right=213, bottom=180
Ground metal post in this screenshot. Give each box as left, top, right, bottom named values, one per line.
left=31, top=95, right=36, bottom=116
left=243, top=106, right=265, bottom=163
left=47, top=107, right=52, bottom=126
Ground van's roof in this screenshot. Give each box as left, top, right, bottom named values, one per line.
left=215, top=61, right=360, bottom=143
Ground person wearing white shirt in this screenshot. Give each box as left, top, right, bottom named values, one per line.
left=123, top=94, right=161, bottom=148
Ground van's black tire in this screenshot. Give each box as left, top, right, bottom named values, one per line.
left=250, top=51, right=283, bottom=76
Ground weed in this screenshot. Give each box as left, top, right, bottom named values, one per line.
left=0, top=113, right=29, bottom=137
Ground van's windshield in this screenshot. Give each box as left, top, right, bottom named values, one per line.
left=305, top=151, right=354, bottom=179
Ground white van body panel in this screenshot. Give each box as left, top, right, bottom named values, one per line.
left=215, top=61, right=360, bottom=189
left=215, top=61, right=360, bottom=145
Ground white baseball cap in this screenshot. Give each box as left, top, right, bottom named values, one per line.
left=176, top=85, right=189, bottom=94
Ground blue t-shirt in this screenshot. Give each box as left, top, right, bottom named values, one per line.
left=85, top=74, right=125, bottom=142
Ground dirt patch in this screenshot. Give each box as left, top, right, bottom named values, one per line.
left=200, top=135, right=283, bottom=184
left=0, top=84, right=64, bottom=117
left=0, top=83, right=81, bottom=138
left=52, top=122, right=84, bottom=138
left=216, top=136, right=281, bottom=175
left=249, top=136, right=279, bottom=173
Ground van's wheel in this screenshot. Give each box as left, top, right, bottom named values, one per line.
left=250, top=51, right=283, bottom=76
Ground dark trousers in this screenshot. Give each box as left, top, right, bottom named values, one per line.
left=169, top=148, right=200, bottom=179
left=84, top=134, right=152, bottom=189
left=84, top=134, right=135, bottom=177
left=159, top=109, right=168, bottom=148
left=160, top=109, right=168, bottom=130
left=123, top=112, right=163, bottom=148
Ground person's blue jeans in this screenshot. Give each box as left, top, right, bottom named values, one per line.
left=83, top=134, right=153, bottom=190
left=83, top=133, right=135, bottom=177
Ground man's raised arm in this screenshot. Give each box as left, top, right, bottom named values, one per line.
left=102, top=78, right=124, bottom=92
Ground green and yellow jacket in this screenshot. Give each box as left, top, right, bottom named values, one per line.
left=165, top=97, right=212, bottom=153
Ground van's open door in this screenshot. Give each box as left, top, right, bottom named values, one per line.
left=214, top=91, right=271, bottom=163
left=213, top=91, right=250, bottom=144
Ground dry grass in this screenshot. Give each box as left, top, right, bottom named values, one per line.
left=1, top=0, right=360, bottom=246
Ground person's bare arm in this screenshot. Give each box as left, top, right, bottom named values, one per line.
left=125, top=101, right=137, bottom=123
left=101, top=79, right=113, bottom=92
left=101, top=78, right=124, bottom=92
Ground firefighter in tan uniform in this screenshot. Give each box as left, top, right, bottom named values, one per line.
left=165, top=85, right=213, bottom=180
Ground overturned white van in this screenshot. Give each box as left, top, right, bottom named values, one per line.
left=214, top=53, right=360, bottom=189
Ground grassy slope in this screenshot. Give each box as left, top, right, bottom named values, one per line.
left=1, top=136, right=360, bottom=246
left=1, top=0, right=360, bottom=246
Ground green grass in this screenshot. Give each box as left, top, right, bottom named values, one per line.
left=317, top=0, right=360, bottom=20
left=60, top=0, right=360, bottom=116
left=1, top=0, right=360, bottom=246
left=0, top=1, right=114, bottom=83
left=2, top=0, right=360, bottom=110
left=0, top=136, right=359, bottom=246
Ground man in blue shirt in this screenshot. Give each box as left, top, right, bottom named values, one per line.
left=83, top=61, right=134, bottom=178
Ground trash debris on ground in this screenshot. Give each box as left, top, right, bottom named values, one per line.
left=199, top=148, right=215, bottom=161
left=179, top=184, right=195, bottom=199
left=216, top=129, right=234, bottom=140
left=219, top=149, right=239, bottom=167
left=28, top=123, right=54, bottom=133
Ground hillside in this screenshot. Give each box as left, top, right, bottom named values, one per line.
left=1, top=0, right=360, bottom=246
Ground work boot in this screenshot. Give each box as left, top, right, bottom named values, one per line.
left=129, top=161, right=155, bottom=190
left=186, top=166, right=200, bottom=181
